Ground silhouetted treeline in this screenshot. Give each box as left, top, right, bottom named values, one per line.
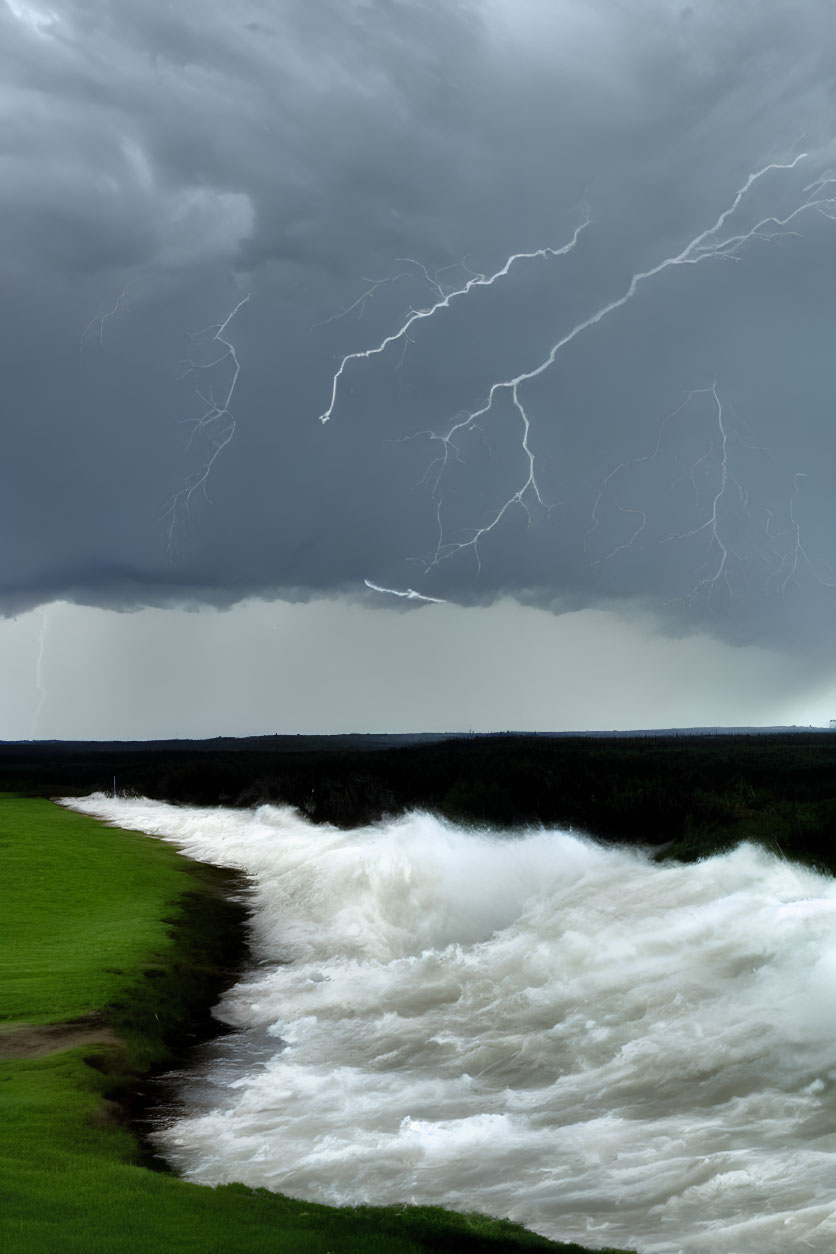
left=4, top=731, right=836, bottom=872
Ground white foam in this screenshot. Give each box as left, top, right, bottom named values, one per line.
left=68, top=795, right=836, bottom=1253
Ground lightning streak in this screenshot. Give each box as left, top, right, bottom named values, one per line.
left=318, top=210, right=592, bottom=425
left=584, top=391, right=695, bottom=559
left=364, top=579, right=447, bottom=604
left=163, top=294, right=250, bottom=557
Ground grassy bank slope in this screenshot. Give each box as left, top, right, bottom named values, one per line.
left=0, top=795, right=632, bottom=1254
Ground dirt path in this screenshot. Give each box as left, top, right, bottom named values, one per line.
left=0, top=1018, right=120, bottom=1059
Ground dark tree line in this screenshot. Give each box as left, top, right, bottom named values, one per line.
left=4, top=731, right=836, bottom=872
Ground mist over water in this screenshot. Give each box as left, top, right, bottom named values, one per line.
left=70, top=797, right=836, bottom=1253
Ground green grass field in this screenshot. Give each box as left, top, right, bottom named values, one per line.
left=0, top=794, right=633, bottom=1254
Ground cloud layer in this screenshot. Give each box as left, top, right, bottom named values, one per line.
left=4, top=0, right=836, bottom=653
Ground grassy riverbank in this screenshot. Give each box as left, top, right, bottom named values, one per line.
left=0, top=794, right=633, bottom=1254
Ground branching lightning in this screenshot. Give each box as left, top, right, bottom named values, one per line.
left=163, top=294, right=250, bottom=558
left=311, top=264, right=436, bottom=330
left=317, top=149, right=836, bottom=595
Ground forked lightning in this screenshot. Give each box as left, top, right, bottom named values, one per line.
left=317, top=150, right=836, bottom=594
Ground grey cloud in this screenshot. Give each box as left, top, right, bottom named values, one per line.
left=3, top=0, right=836, bottom=655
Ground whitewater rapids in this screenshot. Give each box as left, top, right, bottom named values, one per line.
left=68, top=796, right=836, bottom=1253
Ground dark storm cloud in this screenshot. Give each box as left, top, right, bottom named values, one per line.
left=4, top=0, right=836, bottom=650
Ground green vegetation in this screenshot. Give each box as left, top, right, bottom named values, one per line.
left=1, top=794, right=632, bottom=1254
left=1, top=796, right=238, bottom=1026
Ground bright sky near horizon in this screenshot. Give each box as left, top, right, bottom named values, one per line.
left=2, top=599, right=832, bottom=740
left=3, top=0, right=836, bottom=737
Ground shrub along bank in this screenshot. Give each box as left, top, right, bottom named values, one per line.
left=0, top=794, right=633, bottom=1254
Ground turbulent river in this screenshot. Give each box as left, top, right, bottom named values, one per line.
left=70, top=796, right=836, bottom=1253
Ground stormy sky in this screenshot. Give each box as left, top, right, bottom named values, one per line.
left=3, top=0, right=836, bottom=737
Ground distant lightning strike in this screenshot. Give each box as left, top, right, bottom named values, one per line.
left=318, top=150, right=836, bottom=589
left=584, top=390, right=696, bottom=562
left=662, top=384, right=736, bottom=603
left=163, top=294, right=250, bottom=557
left=588, top=383, right=834, bottom=605
left=30, top=609, right=47, bottom=740
left=588, top=503, right=648, bottom=569
left=81, top=282, right=134, bottom=349
left=768, top=474, right=835, bottom=595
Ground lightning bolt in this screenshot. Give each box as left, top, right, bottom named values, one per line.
left=81, top=282, right=134, bottom=349
left=163, top=294, right=250, bottom=558
left=30, top=609, right=47, bottom=740
left=317, top=148, right=836, bottom=586
left=364, top=579, right=447, bottom=604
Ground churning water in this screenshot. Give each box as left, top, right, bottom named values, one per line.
left=69, top=796, right=836, bottom=1253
